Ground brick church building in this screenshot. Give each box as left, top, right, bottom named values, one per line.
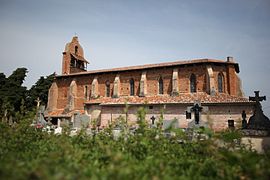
left=46, top=36, right=255, bottom=131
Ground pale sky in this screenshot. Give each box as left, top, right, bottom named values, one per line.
left=0, top=0, right=270, bottom=116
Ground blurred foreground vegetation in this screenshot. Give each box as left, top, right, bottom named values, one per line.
left=0, top=112, right=270, bottom=180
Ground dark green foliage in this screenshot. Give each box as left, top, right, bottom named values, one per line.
left=0, top=68, right=28, bottom=120
left=0, top=68, right=54, bottom=121
left=219, top=129, right=242, bottom=142
left=0, top=113, right=270, bottom=180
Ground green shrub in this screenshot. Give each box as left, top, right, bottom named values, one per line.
left=0, top=111, right=269, bottom=180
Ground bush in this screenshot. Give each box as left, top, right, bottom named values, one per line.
left=0, top=113, right=269, bottom=179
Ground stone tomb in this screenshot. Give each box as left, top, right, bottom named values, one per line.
left=241, top=91, right=270, bottom=153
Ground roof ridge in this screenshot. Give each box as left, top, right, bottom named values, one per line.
left=57, top=58, right=238, bottom=77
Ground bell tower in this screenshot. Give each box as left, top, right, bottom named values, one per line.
left=62, top=36, right=89, bottom=75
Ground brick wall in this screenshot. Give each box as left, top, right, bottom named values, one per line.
left=47, top=60, right=255, bottom=132
left=147, top=68, right=173, bottom=95
left=178, top=65, right=207, bottom=93
left=226, top=65, right=237, bottom=96
left=120, top=71, right=141, bottom=96
left=52, top=63, right=242, bottom=111
left=212, top=65, right=228, bottom=93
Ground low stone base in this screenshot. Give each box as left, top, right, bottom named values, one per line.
left=241, top=136, right=270, bottom=153
left=241, top=129, right=269, bottom=136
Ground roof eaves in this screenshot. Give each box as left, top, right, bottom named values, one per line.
left=56, top=58, right=238, bottom=78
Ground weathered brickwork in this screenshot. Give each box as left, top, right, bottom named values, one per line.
left=212, top=64, right=228, bottom=93
left=119, top=71, right=141, bottom=96
left=46, top=37, right=255, bottom=131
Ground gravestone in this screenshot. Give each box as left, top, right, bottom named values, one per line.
left=186, top=111, right=191, bottom=119
left=36, top=105, right=47, bottom=126
left=73, top=112, right=90, bottom=128
left=191, top=103, right=203, bottom=124
left=241, top=110, right=247, bottom=129
left=241, top=91, right=270, bottom=153
left=246, top=91, right=270, bottom=131
left=228, top=120, right=235, bottom=130
left=187, top=102, right=209, bottom=129
left=150, top=116, right=156, bottom=125
left=162, top=119, right=178, bottom=129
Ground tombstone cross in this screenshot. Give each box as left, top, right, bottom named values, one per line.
left=35, top=97, right=42, bottom=109
left=249, top=91, right=266, bottom=106
left=191, top=103, right=203, bottom=124
left=150, top=116, right=156, bottom=125
left=246, top=91, right=270, bottom=130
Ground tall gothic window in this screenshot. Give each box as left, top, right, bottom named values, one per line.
left=158, top=77, right=164, bottom=94
left=84, top=86, right=88, bottom=100
left=75, top=46, right=78, bottom=55
left=218, top=73, right=224, bottom=93
left=105, top=80, right=110, bottom=97
left=130, top=79, right=135, bottom=96
left=71, top=59, right=75, bottom=67
left=190, top=74, right=196, bottom=93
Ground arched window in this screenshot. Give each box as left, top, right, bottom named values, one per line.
left=75, top=46, right=78, bottom=55
left=84, top=86, right=88, bottom=99
left=158, top=77, right=164, bottom=94
left=70, top=59, right=75, bottom=67
left=190, top=74, right=196, bottom=93
left=130, top=79, right=134, bottom=96
left=218, top=73, right=224, bottom=93
left=105, top=80, right=110, bottom=97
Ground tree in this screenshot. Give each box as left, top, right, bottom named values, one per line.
left=0, top=68, right=54, bottom=122
left=0, top=68, right=28, bottom=120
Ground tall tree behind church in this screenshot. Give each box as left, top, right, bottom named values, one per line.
left=0, top=68, right=28, bottom=120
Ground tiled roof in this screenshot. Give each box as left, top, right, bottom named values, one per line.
left=46, top=93, right=253, bottom=117
left=85, top=93, right=253, bottom=106
left=45, top=109, right=85, bottom=118
left=71, top=53, right=89, bottom=63
left=57, top=58, right=239, bottom=77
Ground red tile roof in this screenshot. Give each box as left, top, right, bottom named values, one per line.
left=45, top=109, right=85, bottom=118
left=85, top=93, right=253, bottom=106
left=46, top=93, right=253, bottom=117
left=71, top=53, right=89, bottom=63
left=57, top=58, right=239, bottom=77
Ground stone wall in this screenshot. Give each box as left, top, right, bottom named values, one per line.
left=86, top=103, right=253, bottom=131
left=241, top=137, right=270, bottom=153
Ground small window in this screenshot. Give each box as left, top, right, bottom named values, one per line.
left=190, top=74, right=196, bottom=93
left=158, top=77, right=164, bottom=94
left=228, top=120, right=235, bottom=129
left=105, top=80, right=110, bottom=97
left=130, top=79, right=134, bottom=96
left=84, top=86, right=88, bottom=99
left=71, top=59, right=75, bottom=67
left=149, top=106, right=153, bottom=109
left=218, top=73, right=224, bottom=93
left=75, top=46, right=78, bottom=55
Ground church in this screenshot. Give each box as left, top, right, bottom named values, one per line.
left=46, top=36, right=255, bottom=131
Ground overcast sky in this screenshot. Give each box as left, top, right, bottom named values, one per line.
left=0, top=0, right=270, bottom=116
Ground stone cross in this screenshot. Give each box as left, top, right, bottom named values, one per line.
left=35, top=97, right=41, bottom=109
left=191, top=103, right=203, bottom=124
left=246, top=91, right=270, bottom=130
left=150, top=116, right=156, bottom=125
left=249, top=91, right=266, bottom=108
